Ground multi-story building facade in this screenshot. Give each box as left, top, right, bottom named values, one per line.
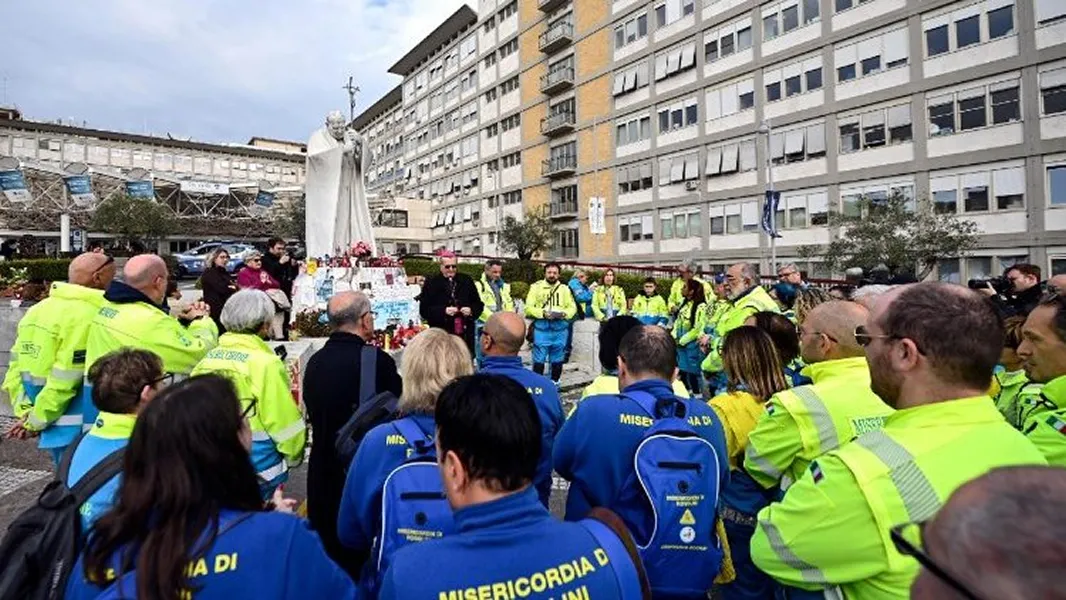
left=357, top=85, right=408, bottom=198
left=360, top=0, right=1066, bottom=278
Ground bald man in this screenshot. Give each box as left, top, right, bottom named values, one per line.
left=744, top=301, right=893, bottom=492
left=910, top=466, right=1066, bottom=600
left=479, top=311, right=563, bottom=508
left=83, top=254, right=218, bottom=429
left=303, top=290, right=403, bottom=576
left=3, top=253, right=118, bottom=462
left=1048, top=273, right=1066, bottom=294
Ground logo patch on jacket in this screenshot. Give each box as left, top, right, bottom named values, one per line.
left=72, top=350, right=86, bottom=364
left=810, top=461, right=825, bottom=484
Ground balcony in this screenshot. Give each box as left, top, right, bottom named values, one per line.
left=540, top=111, right=576, bottom=137
left=550, top=199, right=579, bottom=219
left=539, top=21, right=574, bottom=54
left=542, top=154, right=577, bottom=178
left=539, top=0, right=567, bottom=12
left=540, top=67, right=575, bottom=95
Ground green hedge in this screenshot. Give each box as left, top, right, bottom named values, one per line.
left=402, top=258, right=482, bottom=281
left=510, top=281, right=530, bottom=302
left=0, top=259, right=72, bottom=282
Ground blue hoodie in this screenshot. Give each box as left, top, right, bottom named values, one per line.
left=553, top=379, right=729, bottom=541
left=65, top=509, right=356, bottom=600
left=479, top=356, right=565, bottom=507
left=379, top=486, right=642, bottom=600
left=568, top=277, right=593, bottom=318
left=337, top=414, right=437, bottom=589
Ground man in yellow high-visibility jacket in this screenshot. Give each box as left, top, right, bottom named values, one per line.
left=3, top=253, right=117, bottom=463
left=701, top=262, right=777, bottom=373
left=1015, top=293, right=1066, bottom=467
left=744, top=301, right=893, bottom=490
left=474, top=260, right=513, bottom=366
left=751, top=283, right=1046, bottom=599
left=192, top=289, right=306, bottom=497
left=83, top=254, right=218, bottom=427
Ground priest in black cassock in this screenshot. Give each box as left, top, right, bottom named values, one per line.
left=418, top=252, right=484, bottom=357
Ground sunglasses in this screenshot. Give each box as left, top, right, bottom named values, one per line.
left=890, top=522, right=985, bottom=600
left=92, top=255, right=115, bottom=276
left=442, top=264, right=457, bottom=270
left=149, top=373, right=174, bottom=388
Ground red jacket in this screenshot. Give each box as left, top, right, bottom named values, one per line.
left=237, top=267, right=280, bottom=291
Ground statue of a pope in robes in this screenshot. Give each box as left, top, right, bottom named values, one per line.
left=304, top=111, right=376, bottom=258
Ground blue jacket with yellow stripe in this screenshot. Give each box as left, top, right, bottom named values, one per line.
left=66, top=411, right=136, bottom=532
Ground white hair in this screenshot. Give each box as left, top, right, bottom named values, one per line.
left=220, top=289, right=275, bottom=334
left=851, top=284, right=894, bottom=309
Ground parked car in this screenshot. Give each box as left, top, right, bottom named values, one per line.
left=174, top=241, right=257, bottom=279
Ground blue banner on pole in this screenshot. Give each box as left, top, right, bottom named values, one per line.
left=126, top=180, right=154, bottom=199
left=762, top=190, right=782, bottom=238
left=254, top=190, right=275, bottom=210
left=64, top=174, right=96, bottom=207
left=0, top=170, right=32, bottom=203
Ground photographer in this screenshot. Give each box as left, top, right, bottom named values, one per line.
left=261, top=237, right=299, bottom=340
left=977, top=263, right=1044, bottom=318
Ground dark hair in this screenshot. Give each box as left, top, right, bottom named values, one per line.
left=682, top=278, right=707, bottom=328
left=749, top=311, right=801, bottom=364
left=544, top=262, right=561, bottom=274
left=1002, top=315, right=1027, bottom=350
left=643, top=276, right=656, bottom=285
left=619, top=325, right=677, bottom=380
left=1037, top=293, right=1066, bottom=343
left=435, top=374, right=540, bottom=492
left=880, top=282, right=1003, bottom=389
left=486, top=259, right=502, bottom=269
left=88, top=349, right=163, bottom=414
left=84, top=375, right=263, bottom=599
left=267, top=237, right=285, bottom=249
left=598, top=315, right=642, bottom=372
left=1006, top=263, right=1041, bottom=281
left=827, top=285, right=853, bottom=300
left=721, top=327, right=789, bottom=401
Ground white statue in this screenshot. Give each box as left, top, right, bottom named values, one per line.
left=304, top=111, right=376, bottom=258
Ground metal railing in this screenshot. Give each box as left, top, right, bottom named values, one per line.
left=542, top=154, right=577, bottom=177
left=539, top=21, right=574, bottom=52
left=550, top=199, right=579, bottom=216
left=540, top=111, right=576, bottom=135
left=540, top=66, right=575, bottom=93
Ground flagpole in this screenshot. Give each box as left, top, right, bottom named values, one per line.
left=759, top=119, right=777, bottom=275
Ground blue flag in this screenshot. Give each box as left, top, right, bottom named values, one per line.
left=762, top=190, right=782, bottom=238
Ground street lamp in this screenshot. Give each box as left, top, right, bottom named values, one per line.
left=758, top=119, right=777, bottom=275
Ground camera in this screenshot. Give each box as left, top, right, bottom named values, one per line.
left=968, top=276, right=1011, bottom=295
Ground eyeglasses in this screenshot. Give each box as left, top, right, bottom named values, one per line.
left=149, top=373, right=174, bottom=388
left=854, top=325, right=895, bottom=347
left=799, top=326, right=837, bottom=343
left=890, top=522, right=984, bottom=600
left=92, top=255, right=115, bottom=276
left=240, top=399, right=258, bottom=420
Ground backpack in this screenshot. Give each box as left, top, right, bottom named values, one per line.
left=621, top=390, right=723, bottom=598
left=0, top=434, right=125, bottom=600
left=335, top=346, right=400, bottom=468
left=369, top=418, right=455, bottom=596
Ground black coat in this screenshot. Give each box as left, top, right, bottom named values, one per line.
left=418, top=273, right=484, bottom=354
left=200, top=266, right=236, bottom=332
left=303, top=332, right=403, bottom=576
left=261, top=252, right=298, bottom=297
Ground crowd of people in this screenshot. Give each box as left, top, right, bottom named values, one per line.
left=2, top=249, right=1066, bottom=600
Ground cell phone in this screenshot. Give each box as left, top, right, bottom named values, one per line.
left=274, top=345, right=288, bottom=360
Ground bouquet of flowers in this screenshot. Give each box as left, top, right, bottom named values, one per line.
left=351, top=241, right=372, bottom=259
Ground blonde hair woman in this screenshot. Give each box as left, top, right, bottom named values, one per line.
left=336, top=328, right=473, bottom=594
left=708, top=325, right=790, bottom=600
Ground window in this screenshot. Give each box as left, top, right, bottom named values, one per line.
left=835, top=28, right=907, bottom=84
left=1037, top=0, right=1066, bottom=25
left=661, top=209, right=701, bottom=239
left=934, top=189, right=958, bottom=213
left=619, top=214, right=654, bottom=242
left=766, top=81, right=782, bottom=102
left=501, top=190, right=522, bottom=205
left=840, top=104, right=909, bottom=152
left=706, top=138, right=758, bottom=176
left=501, top=114, right=521, bottom=132
left=657, top=152, right=700, bottom=184
left=806, top=66, right=823, bottom=90
left=499, top=0, right=517, bottom=20
left=988, top=6, right=1014, bottom=39
left=839, top=121, right=861, bottom=153
left=499, top=76, right=519, bottom=95
left=1049, top=165, right=1066, bottom=205
left=888, top=104, right=913, bottom=143
left=483, top=88, right=497, bottom=103
left=613, top=61, right=650, bottom=96
left=501, top=152, right=521, bottom=168
left=926, top=25, right=949, bottom=56
left=615, top=12, right=649, bottom=49
left=928, top=79, right=1020, bottom=135
left=762, top=1, right=818, bottom=42
left=484, top=53, right=497, bottom=68
left=834, top=0, right=873, bottom=12
left=616, top=115, right=652, bottom=146
left=1041, top=67, right=1066, bottom=115
left=654, top=42, right=697, bottom=81
left=376, top=210, right=409, bottom=228
left=618, top=162, right=655, bottom=194
left=956, top=15, right=981, bottom=48
left=768, top=122, right=826, bottom=165
left=655, top=0, right=694, bottom=28
left=785, top=74, right=802, bottom=97
left=938, top=259, right=961, bottom=284
left=706, top=78, right=756, bottom=119
left=704, top=17, right=753, bottom=64
left=932, top=164, right=1024, bottom=214
left=657, top=99, right=699, bottom=133
left=499, top=38, right=518, bottom=59
left=964, top=182, right=989, bottom=212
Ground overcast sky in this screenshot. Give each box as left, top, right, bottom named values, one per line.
left=2, top=0, right=470, bottom=144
